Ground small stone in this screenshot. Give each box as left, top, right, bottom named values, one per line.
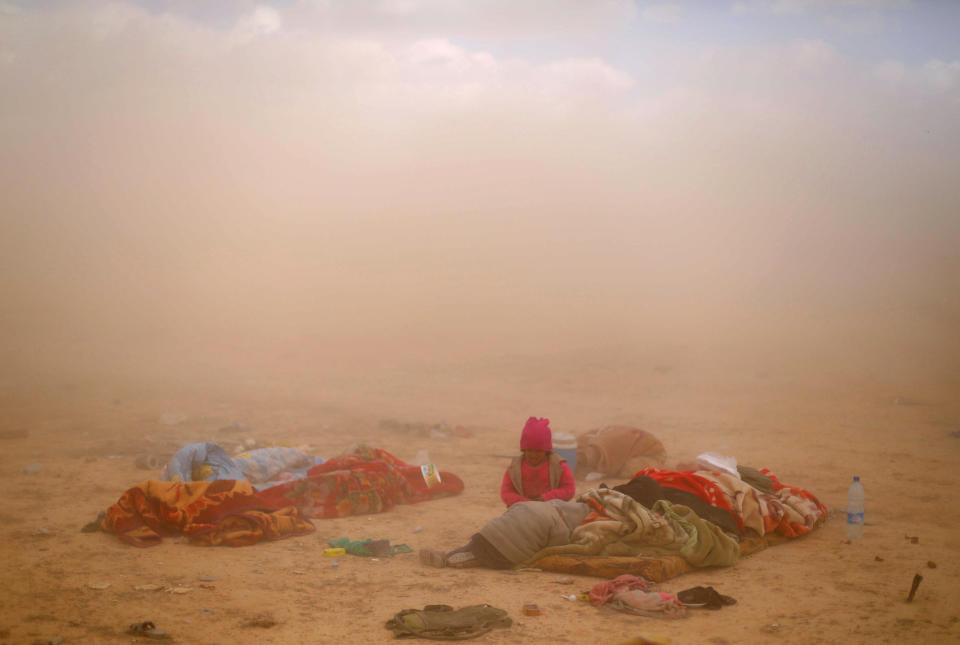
left=22, top=463, right=43, bottom=475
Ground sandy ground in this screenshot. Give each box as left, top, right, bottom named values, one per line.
left=1, top=354, right=959, bottom=645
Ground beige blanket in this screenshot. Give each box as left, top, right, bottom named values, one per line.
left=523, top=488, right=739, bottom=568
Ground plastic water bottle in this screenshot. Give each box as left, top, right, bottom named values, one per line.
left=846, top=476, right=865, bottom=539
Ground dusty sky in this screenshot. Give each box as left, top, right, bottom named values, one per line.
left=1, top=0, right=958, bottom=390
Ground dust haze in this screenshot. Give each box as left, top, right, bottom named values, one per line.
left=2, top=2, right=958, bottom=417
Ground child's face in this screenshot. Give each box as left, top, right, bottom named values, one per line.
left=523, top=449, right=548, bottom=466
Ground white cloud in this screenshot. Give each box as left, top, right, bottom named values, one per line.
left=789, top=38, right=836, bottom=70
left=872, top=57, right=960, bottom=94
left=733, top=0, right=911, bottom=13
left=921, top=59, right=960, bottom=92
left=544, top=58, right=634, bottom=94
left=641, top=3, right=683, bottom=23
left=872, top=59, right=905, bottom=84
left=233, top=5, right=281, bottom=42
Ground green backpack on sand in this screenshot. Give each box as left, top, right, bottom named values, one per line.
left=385, top=604, right=512, bottom=640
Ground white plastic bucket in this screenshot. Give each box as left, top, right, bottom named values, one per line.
left=553, top=432, right=578, bottom=475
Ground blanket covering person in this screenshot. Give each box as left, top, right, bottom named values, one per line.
left=100, top=447, right=464, bottom=546
left=635, top=467, right=826, bottom=539
left=163, top=442, right=321, bottom=488
left=256, top=446, right=463, bottom=518
left=523, top=488, right=740, bottom=568
left=478, top=499, right=590, bottom=565
left=500, top=417, right=576, bottom=507
left=100, top=479, right=314, bottom=547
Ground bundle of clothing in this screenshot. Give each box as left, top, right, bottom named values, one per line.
left=522, top=464, right=825, bottom=574
left=162, top=442, right=322, bottom=488
left=575, top=426, right=667, bottom=478
left=626, top=465, right=826, bottom=540
left=99, top=446, right=464, bottom=547
left=426, top=461, right=824, bottom=576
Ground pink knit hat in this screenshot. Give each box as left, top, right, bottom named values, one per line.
left=520, top=417, right=552, bottom=451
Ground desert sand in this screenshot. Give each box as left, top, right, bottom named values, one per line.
left=2, top=349, right=958, bottom=645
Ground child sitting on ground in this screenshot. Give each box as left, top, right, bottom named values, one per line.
left=500, top=417, right=575, bottom=507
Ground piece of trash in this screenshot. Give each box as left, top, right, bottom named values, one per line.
left=133, top=584, right=164, bottom=591
left=245, top=615, right=277, bottom=629
left=197, top=576, right=217, bottom=582
left=323, top=547, right=346, bottom=557
left=522, top=603, right=541, bottom=616
left=331, top=562, right=339, bottom=568
left=907, top=573, right=923, bottom=602
left=167, top=586, right=192, bottom=594
left=561, top=594, right=577, bottom=601
left=368, top=539, right=392, bottom=557
left=412, top=525, right=423, bottom=533
left=22, top=463, right=43, bottom=475
left=32, top=527, right=53, bottom=537
left=87, top=582, right=111, bottom=590
left=632, top=636, right=671, bottom=645
left=127, top=621, right=170, bottom=640
left=905, top=535, right=920, bottom=544
left=761, top=623, right=781, bottom=633
left=950, top=430, right=960, bottom=438
left=584, top=472, right=605, bottom=482
left=201, top=608, right=213, bottom=615
left=292, top=569, right=306, bottom=575
left=420, top=464, right=442, bottom=488
left=555, top=576, right=574, bottom=584
left=927, top=561, right=937, bottom=569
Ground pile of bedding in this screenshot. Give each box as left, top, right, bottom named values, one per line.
left=99, top=446, right=463, bottom=546
left=527, top=464, right=825, bottom=580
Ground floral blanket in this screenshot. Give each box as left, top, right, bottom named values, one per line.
left=100, top=479, right=313, bottom=547
left=100, top=447, right=464, bottom=546
left=254, top=447, right=464, bottom=518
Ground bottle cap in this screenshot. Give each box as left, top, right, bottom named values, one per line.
left=853, top=475, right=860, bottom=481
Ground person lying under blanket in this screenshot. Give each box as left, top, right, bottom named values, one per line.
left=419, top=499, right=590, bottom=569
left=421, top=486, right=742, bottom=571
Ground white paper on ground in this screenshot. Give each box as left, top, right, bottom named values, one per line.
left=695, top=452, right=740, bottom=478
